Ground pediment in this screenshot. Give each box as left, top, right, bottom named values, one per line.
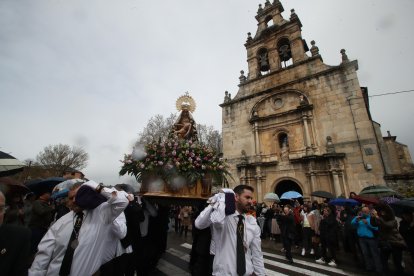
left=250, top=90, right=309, bottom=120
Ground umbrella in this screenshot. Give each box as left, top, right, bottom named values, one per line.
left=351, top=195, right=379, bottom=205
left=25, top=177, right=66, bottom=195
left=263, top=192, right=280, bottom=202
left=51, top=188, right=70, bottom=200
left=0, top=177, right=30, bottom=195
left=380, top=196, right=400, bottom=205
left=329, top=198, right=359, bottom=206
left=0, top=151, right=25, bottom=177
left=280, top=191, right=302, bottom=200
left=53, top=178, right=85, bottom=193
left=311, top=190, right=335, bottom=199
left=51, top=178, right=85, bottom=200
left=359, top=185, right=399, bottom=197
left=390, top=199, right=414, bottom=214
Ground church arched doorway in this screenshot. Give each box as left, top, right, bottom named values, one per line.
left=274, top=179, right=303, bottom=199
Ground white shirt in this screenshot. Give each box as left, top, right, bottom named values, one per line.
left=195, top=206, right=265, bottom=276
left=139, top=198, right=157, bottom=237
left=301, top=210, right=310, bottom=228
left=29, top=186, right=129, bottom=276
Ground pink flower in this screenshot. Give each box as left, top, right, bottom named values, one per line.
left=140, top=164, right=145, bottom=169
left=158, top=161, right=164, bottom=166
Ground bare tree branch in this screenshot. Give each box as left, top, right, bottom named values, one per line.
left=36, top=144, right=89, bottom=176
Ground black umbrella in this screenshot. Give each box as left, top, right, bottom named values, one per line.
left=0, top=151, right=25, bottom=177
left=311, top=190, right=335, bottom=199
left=25, top=177, right=66, bottom=195
left=359, top=185, right=399, bottom=197
left=390, top=199, right=414, bottom=215
left=0, top=177, right=30, bottom=195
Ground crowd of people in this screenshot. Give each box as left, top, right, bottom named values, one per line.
left=1, top=174, right=413, bottom=276
left=0, top=177, right=172, bottom=276
left=254, top=196, right=414, bottom=274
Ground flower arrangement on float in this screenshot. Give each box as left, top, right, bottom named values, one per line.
left=119, top=134, right=231, bottom=194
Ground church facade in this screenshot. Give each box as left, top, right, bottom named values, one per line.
left=220, top=1, right=414, bottom=201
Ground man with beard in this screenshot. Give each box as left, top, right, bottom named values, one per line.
left=195, top=185, right=265, bottom=276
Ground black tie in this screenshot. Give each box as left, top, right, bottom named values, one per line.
left=237, top=215, right=246, bottom=276
left=59, top=212, right=84, bottom=276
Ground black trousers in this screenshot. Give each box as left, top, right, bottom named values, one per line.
left=282, top=237, right=293, bottom=261
left=380, top=245, right=404, bottom=273
left=302, top=227, right=313, bottom=251
left=320, top=240, right=336, bottom=262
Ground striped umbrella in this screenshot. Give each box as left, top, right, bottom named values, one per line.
left=0, top=151, right=25, bottom=177
left=380, top=196, right=400, bottom=205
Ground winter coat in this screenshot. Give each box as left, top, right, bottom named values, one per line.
left=371, top=216, right=406, bottom=249
left=319, top=214, right=338, bottom=244
left=399, top=219, right=414, bottom=251
left=277, top=213, right=296, bottom=240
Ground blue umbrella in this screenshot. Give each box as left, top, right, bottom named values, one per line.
left=329, top=198, right=359, bottom=206
left=51, top=188, right=69, bottom=200
left=25, top=177, right=66, bottom=195
left=53, top=178, right=85, bottom=193
left=280, top=191, right=302, bottom=200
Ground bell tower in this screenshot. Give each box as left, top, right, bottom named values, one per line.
left=221, top=1, right=393, bottom=200
left=245, top=0, right=309, bottom=80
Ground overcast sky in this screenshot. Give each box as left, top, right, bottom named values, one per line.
left=1, top=0, right=413, bottom=186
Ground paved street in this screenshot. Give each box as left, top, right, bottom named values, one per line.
left=153, top=230, right=414, bottom=276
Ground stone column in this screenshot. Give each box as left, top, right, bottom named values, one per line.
left=310, top=172, right=317, bottom=194
left=341, top=172, right=349, bottom=197
left=332, top=171, right=342, bottom=196
left=302, top=115, right=311, bottom=154
left=255, top=166, right=263, bottom=201
left=254, top=122, right=260, bottom=156
left=268, top=48, right=281, bottom=72
left=240, top=167, right=247, bottom=185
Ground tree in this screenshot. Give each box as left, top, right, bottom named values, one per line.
left=136, top=113, right=222, bottom=153
left=196, top=124, right=222, bottom=153
left=36, top=144, right=89, bottom=176
left=137, top=114, right=177, bottom=145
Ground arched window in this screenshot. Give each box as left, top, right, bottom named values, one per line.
left=278, top=133, right=288, bottom=149
left=265, top=15, right=274, bottom=28
left=277, top=38, right=292, bottom=68
left=258, top=48, right=270, bottom=74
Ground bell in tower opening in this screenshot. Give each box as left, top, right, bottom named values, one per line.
left=258, top=48, right=270, bottom=72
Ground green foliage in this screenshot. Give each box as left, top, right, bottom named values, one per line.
left=119, top=134, right=231, bottom=186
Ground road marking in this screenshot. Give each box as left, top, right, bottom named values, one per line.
left=171, top=246, right=286, bottom=276
left=263, top=258, right=327, bottom=276
left=167, top=248, right=190, bottom=262
left=180, top=243, right=357, bottom=276
left=262, top=252, right=354, bottom=275
left=181, top=243, right=192, bottom=249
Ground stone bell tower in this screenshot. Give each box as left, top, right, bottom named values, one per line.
left=220, top=0, right=393, bottom=201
